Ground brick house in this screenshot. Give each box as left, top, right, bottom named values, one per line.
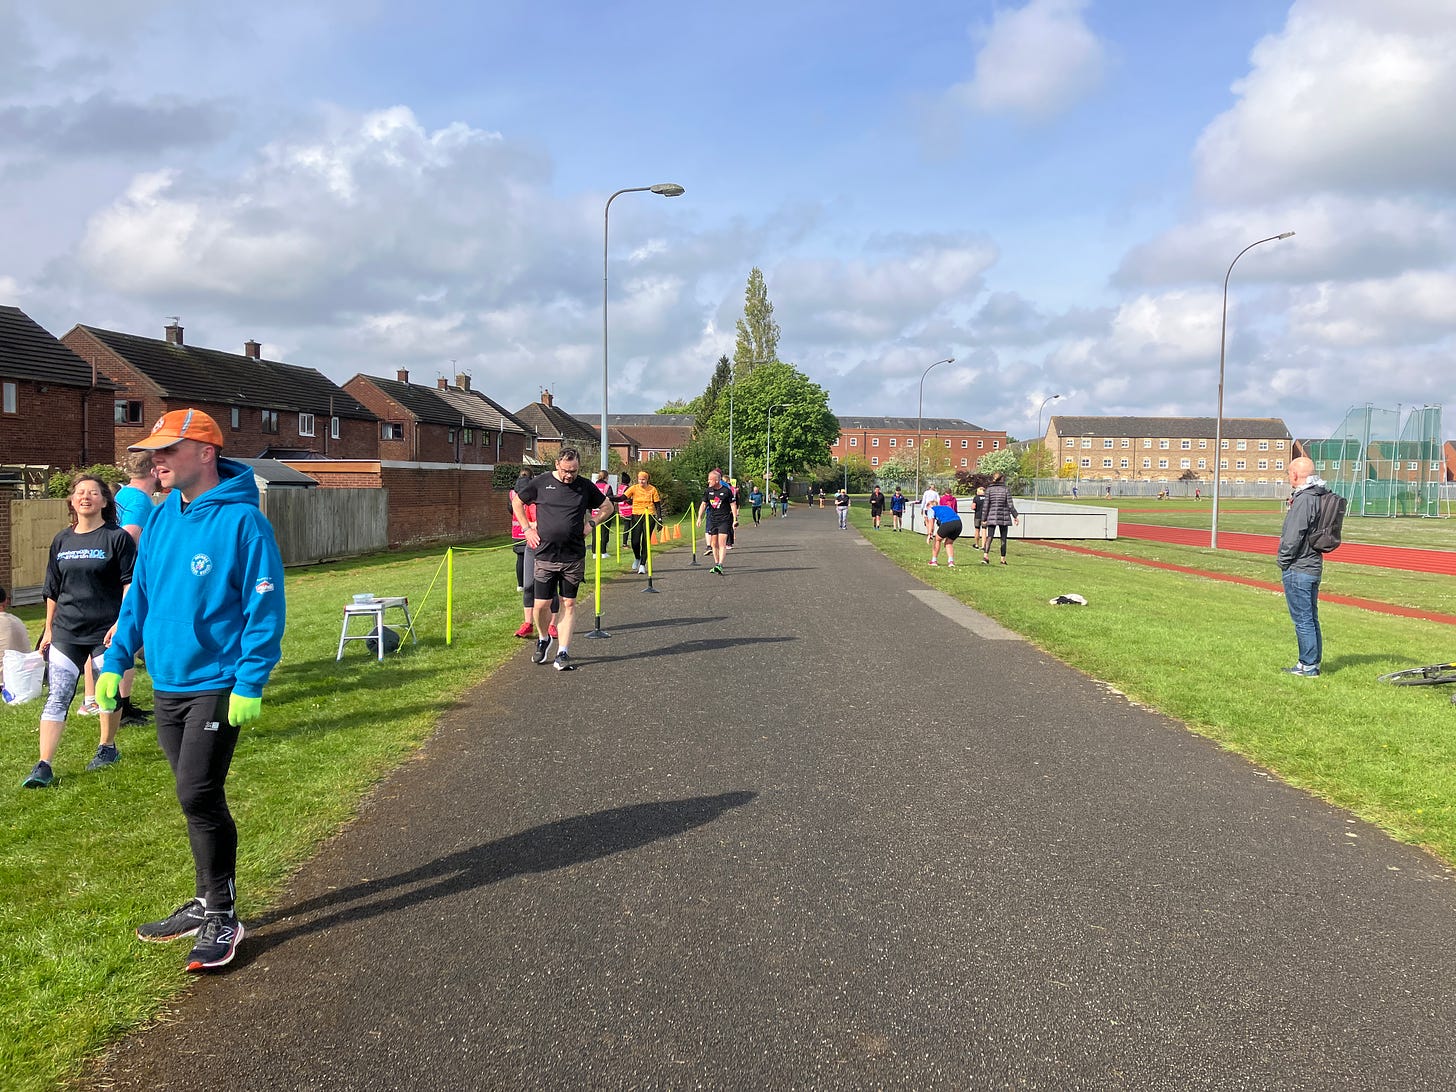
left=1047, top=415, right=1293, bottom=483
left=831, top=416, right=1008, bottom=473
left=608, top=413, right=693, bottom=460
left=61, top=320, right=377, bottom=462
left=514, top=390, right=605, bottom=464
left=0, top=305, right=118, bottom=473
left=345, top=370, right=532, bottom=466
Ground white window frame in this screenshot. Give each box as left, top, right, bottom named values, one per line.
left=330, top=416, right=341, bottom=440
left=2, top=380, right=15, bottom=414
left=848, top=437, right=857, bottom=447
left=298, top=412, right=315, bottom=437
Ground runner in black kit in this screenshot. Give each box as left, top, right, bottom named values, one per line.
left=512, top=448, right=615, bottom=670
left=698, top=468, right=738, bottom=575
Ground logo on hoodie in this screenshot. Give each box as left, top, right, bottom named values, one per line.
left=255, top=578, right=275, bottom=594
left=191, top=553, right=214, bottom=577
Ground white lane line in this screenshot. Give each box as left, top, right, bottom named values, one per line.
left=906, top=589, right=1023, bottom=641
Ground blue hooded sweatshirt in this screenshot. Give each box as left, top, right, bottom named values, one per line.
left=103, top=457, right=285, bottom=698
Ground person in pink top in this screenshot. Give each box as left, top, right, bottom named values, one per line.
left=510, top=470, right=558, bottom=640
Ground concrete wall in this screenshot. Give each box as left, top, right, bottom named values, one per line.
left=908, top=499, right=1118, bottom=540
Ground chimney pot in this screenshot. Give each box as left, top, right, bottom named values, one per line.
left=456, top=372, right=470, bottom=392
left=437, top=377, right=449, bottom=390
left=541, top=389, right=553, bottom=407
left=244, top=339, right=261, bottom=359
left=397, top=369, right=410, bottom=384
left=164, top=320, right=184, bottom=345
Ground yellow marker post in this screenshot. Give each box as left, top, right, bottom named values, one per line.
left=585, top=521, right=609, bottom=639
left=445, top=547, right=454, bottom=645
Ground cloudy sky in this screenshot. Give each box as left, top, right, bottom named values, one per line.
left=3, top=0, right=1453, bottom=441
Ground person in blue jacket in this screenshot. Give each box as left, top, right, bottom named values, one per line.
left=98, top=409, right=285, bottom=973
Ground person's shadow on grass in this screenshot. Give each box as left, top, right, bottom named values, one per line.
left=243, top=791, right=757, bottom=957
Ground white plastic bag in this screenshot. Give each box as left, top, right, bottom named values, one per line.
left=2, top=648, right=45, bottom=705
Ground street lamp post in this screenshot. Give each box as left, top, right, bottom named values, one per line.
left=590, top=181, right=684, bottom=640
left=1211, top=231, right=1294, bottom=549
left=765, top=402, right=789, bottom=505
left=1033, top=393, right=1062, bottom=501
left=914, top=356, right=954, bottom=534
left=602, top=183, right=685, bottom=478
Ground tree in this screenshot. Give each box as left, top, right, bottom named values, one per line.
left=812, top=454, right=875, bottom=494
left=977, top=447, right=1028, bottom=493
left=696, top=360, right=837, bottom=492
left=1022, top=441, right=1057, bottom=479
left=733, top=267, right=779, bottom=380
left=666, top=434, right=731, bottom=506
left=693, top=355, right=733, bottom=435
left=655, top=399, right=693, bottom=414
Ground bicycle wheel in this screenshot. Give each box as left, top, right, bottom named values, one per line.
left=1377, top=663, right=1456, bottom=686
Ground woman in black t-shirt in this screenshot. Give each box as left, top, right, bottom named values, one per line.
left=22, top=475, right=137, bottom=788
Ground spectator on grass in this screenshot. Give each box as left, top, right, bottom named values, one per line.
left=110, top=449, right=161, bottom=725
left=981, top=472, right=1019, bottom=565
left=0, top=584, right=29, bottom=657
left=1277, top=456, right=1326, bottom=678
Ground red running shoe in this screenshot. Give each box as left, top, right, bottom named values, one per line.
left=548, top=624, right=559, bottom=639
left=514, top=622, right=534, bottom=638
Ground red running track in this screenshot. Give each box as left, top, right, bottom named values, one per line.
left=1118, top=523, right=1456, bottom=575
left=1039, top=541, right=1456, bottom=627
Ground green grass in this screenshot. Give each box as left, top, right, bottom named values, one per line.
left=0, top=537, right=665, bottom=1091
left=854, top=510, right=1456, bottom=865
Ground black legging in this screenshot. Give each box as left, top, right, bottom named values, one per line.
left=629, top=514, right=656, bottom=563
left=986, top=524, right=1010, bottom=557
left=750, top=504, right=762, bottom=525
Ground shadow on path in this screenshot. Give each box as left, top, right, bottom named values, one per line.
left=243, top=791, right=757, bottom=958
left=584, top=636, right=795, bottom=664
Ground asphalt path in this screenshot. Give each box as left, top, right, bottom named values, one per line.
left=94, top=509, right=1456, bottom=1090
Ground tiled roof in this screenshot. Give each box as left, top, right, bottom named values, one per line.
left=611, top=413, right=695, bottom=427
left=75, top=325, right=374, bottom=419
left=357, top=375, right=464, bottom=427
left=515, top=402, right=599, bottom=443
left=1049, top=415, right=1291, bottom=439
left=434, top=387, right=530, bottom=435
left=837, top=416, right=991, bottom=432
left=618, top=423, right=693, bottom=449
left=0, top=307, right=116, bottom=389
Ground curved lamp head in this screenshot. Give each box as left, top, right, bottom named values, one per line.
left=1276, top=231, right=1295, bottom=240
left=651, top=183, right=686, bottom=197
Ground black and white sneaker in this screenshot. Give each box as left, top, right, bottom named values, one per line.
left=137, top=899, right=207, bottom=943
left=553, top=651, right=574, bottom=671
left=186, top=913, right=244, bottom=971
left=532, top=638, right=552, bottom=664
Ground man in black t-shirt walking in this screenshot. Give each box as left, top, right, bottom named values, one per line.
left=512, top=448, right=615, bottom=671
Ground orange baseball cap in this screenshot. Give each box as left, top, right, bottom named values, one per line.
left=130, top=408, right=225, bottom=450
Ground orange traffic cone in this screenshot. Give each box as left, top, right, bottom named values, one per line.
left=672, top=523, right=682, bottom=540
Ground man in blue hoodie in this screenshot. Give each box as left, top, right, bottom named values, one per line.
left=98, top=408, right=286, bottom=972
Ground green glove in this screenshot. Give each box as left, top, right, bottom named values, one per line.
left=96, top=672, right=122, bottom=712
left=228, top=694, right=263, bottom=727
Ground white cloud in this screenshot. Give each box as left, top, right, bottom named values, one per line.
left=1195, top=0, right=1456, bottom=202
left=950, top=0, right=1107, bottom=122
left=1288, top=271, right=1456, bottom=346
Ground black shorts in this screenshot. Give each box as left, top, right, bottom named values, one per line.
left=936, top=518, right=963, bottom=541
left=706, top=518, right=732, bottom=537
left=533, top=557, right=586, bottom=601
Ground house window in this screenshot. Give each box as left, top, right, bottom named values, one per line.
left=1080, top=458, right=1091, bottom=468
left=871, top=438, right=879, bottom=447
left=1408, top=461, right=1419, bottom=471
left=1235, top=459, right=1246, bottom=470
left=960, top=458, right=968, bottom=467
left=1180, top=458, right=1191, bottom=469
left=382, top=422, right=404, bottom=441
left=1221, top=439, right=1230, bottom=449
left=1104, top=439, right=1114, bottom=448
left=114, top=399, right=143, bottom=424
left=870, top=457, right=879, bottom=467
left=298, top=412, right=315, bottom=437
left=944, top=439, right=951, bottom=449
left=1221, top=459, right=1229, bottom=470
left=330, top=416, right=340, bottom=440
left=1102, top=458, right=1113, bottom=468
left=1159, top=439, right=1170, bottom=449
left=978, top=440, right=984, bottom=449
left=1258, top=459, right=1269, bottom=470
left=1142, top=458, right=1151, bottom=469
left=1199, top=439, right=1208, bottom=449
left=1274, top=460, right=1285, bottom=470
left=1121, top=438, right=1130, bottom=448
left=2, top=381, right=15, bottom=414
left=1180, top=440, right=1191, bottom=449
left=906, top=438, right=914, bottom=448
left=1081, top=438, right=1092, bottom=448
left=1064, top=438, right=1074, bottom=448
left=961, top=440, right=968, bottom=448
left=231, top=407, right=241, bottom=430
left=849, top=437, right=857, bottom=447
left=1119, top=458, right=1129, bottom=469
left=1198, top=459, right=1207, bottom=469
left=1158, top=458, right=1169, bottom=469
left=261, top=410, right=279, bottom=434
left=1259, top=441, right=1270, bottom=451
left=462, top=428, right=474, bottom=445
left=448, top=428, right=457, bottom=444
left=1143, top=439, right=1152, bottom=448
left=1275, top=440, right=1285, bottom=449
left=888, top=438, right=897, bottom=448
left=992, top=441, right=1000, bottom=449
left=1236, top=440, right=1247, bottom=450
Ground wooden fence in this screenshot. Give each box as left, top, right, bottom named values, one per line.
left=259, top=488, right=388, bottom=566
left=6, top=490, right=387, bottom=601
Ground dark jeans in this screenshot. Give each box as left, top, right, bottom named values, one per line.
left=155, top=690, right=240, bottom=913
left=986, top=524, right=1010, bottom=556
left=1281, top=569, right=1322, bottom=668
